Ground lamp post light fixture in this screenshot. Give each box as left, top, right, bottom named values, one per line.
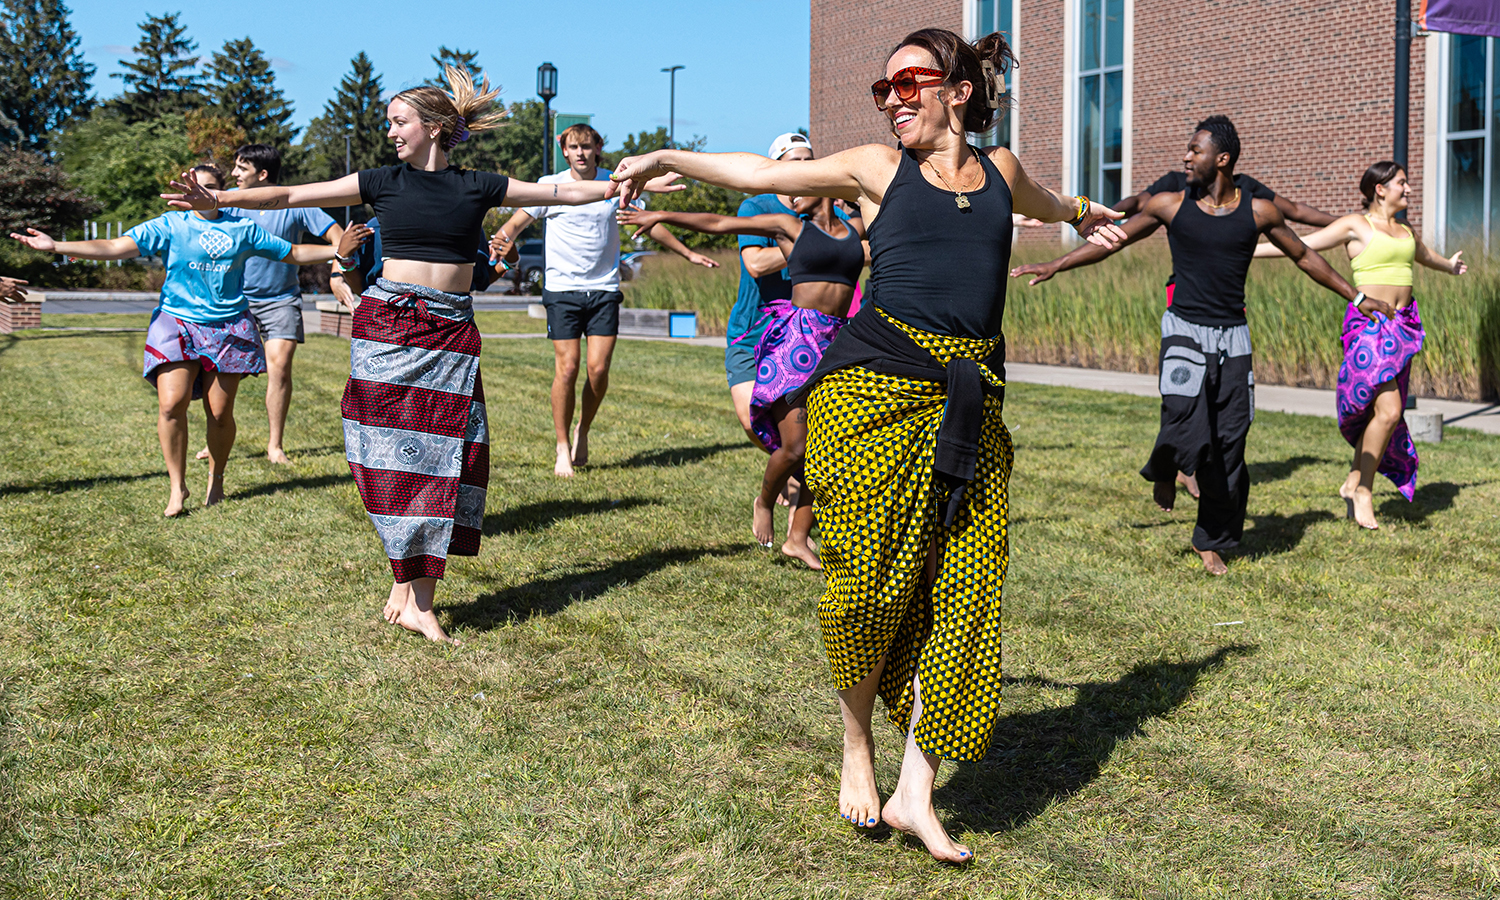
left=343, top=129, right=353, bottom=225
left=537, top=62, right=558, bottom=177
left=660, top=65, right=684, bottom=148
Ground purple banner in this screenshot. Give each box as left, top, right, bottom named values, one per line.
left=1420, top=0, right=1500, bottom=38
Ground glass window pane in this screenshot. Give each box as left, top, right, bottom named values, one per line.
left=1447, top=137, right=1485, bottom=245
left=1081, top=74, right=1100, bottom=199
left=1104, top=169, right=1122, bottom=209
left=1105, top=0, right=1125, bottom=68
left=1082, top=0, right=1100, bottom=71
left=1104, top=71, right=1123, bottom=165
left=1450, top=34, right=1486, bottom=132
left=1492, top=37, right=1499, bottom=253
left=999, top=0, right=1012, bottom=37
left=979, top=0, right=995, bottom=34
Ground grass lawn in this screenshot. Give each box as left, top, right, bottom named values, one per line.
left=1, top=325, right=1497, bottom=898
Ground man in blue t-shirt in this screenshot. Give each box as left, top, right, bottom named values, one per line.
left=220, top=144, right=346, bottom=464
left=727, top=132, right=854, bottom=448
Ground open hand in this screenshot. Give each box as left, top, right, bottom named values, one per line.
left=616, top=207, right=669, bottom=241
left=160, top=171, right=218, bottom=211
left=1009, top=262, right=1057, bottom=285
left=0, top=275, right=29, bottom=302
left=488, top=229, right=517, bottom=265
left=338, top=223, right=373, bottom=259
left=685, top=251, right=720, bottom=269
left=9, top=228, right=55, bottom=253
left=1076, top=202, right=1127, bottom=248
left=1449, top=250, right=1467, bottom=276
left=607, top=151, right=674, bottom=205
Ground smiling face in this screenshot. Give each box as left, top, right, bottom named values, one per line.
left=231, top=157, right=269, bottom=190
left=386, top=98, right=436, bottom=161
left=1375, top=168, right=1410, bottom=211
left=1182, top=130, right=1227, bottom=188
left=880, top=45, right=970, bottom=149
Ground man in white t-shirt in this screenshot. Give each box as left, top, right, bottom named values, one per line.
left=492, top=124, right=716, bottom=477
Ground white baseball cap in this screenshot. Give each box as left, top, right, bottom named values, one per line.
left=768, top=132, right=813, bottom=160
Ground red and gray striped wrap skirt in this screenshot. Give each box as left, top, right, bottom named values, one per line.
left=341, top=278, right=489, bottom=582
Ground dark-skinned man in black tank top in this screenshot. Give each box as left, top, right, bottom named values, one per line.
left=1011, top=116, right=1394, bottom=575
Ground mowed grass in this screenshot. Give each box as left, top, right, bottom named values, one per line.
left=1, top=323, right=1498, bottom=899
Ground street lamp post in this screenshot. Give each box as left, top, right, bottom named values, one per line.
left=660, top=65, right=684, bottom=148
left=343, top=131, right=352, bottom=225
left=537, top=62, right=558, bottom=177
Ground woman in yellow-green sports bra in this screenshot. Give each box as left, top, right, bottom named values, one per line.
left=1256, top=161, right=1466, bottom=530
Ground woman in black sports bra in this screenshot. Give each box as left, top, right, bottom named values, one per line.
left=619, top=196, right=868, bottom=570
left=165, top=67, right=684, bottom=646
left=611, top=29, right=1124, bottom=863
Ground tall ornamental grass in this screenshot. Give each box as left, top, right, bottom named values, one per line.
left=627, top=239, right=1499, bottom=401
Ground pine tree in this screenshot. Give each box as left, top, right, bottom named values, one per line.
left=205, top=37, right=296, bottom=149
left=0, top=0, right=95, bottom=152
left=110, top=12, right=203, bottom=122
left=299, top=52, right=397, bottom=184
left=427, top=46, right=480, bottom=87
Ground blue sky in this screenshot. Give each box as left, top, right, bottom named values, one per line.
left=68, top=0, right=811, bottom=155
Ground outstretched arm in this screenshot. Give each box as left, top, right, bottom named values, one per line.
left=618, top=208, right=798, bottom=241
left=609, top=146, right=882, bottom=206
left=989, top=147, right=1126, bottom=247
left=10, top=228, right=139, bottom=261
left=1261, top=203, right=1393, bottom=318
left=1009, top=194, right=1172, bottom=285
left=1274, top=194, right=1337, bottom=228
left=1414, top=237, right=1466, bottom=276
left=505, top=173, right=685, bottom=208
left=644, top=224, right=720, bottom=269
left=281, top=243, right=338, bottom=266
left=164, top=172, right=361, bottom=212
left=1255, top=214, right=1362, bottom=257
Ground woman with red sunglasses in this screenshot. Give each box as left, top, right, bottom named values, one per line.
left=612, top=27, right=1124, bottom=863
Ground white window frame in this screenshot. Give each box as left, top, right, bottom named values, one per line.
left=1063, top=0, right=1131, bottom=242
left=1436, top=32, right=1494, bottom=253
left=965, top=0, right=1020, bottom=152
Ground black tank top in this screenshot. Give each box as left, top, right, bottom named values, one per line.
left=786, top=218, right=864, bottom=287
left=866, top=148, right=1014, bottom=338
left=1166, top=185, right=1259, bottom=327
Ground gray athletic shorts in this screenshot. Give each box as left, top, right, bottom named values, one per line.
left=247, top=296, right=305, bottom=343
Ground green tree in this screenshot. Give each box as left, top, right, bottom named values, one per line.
left=604, top=129, right=741, bottom=250
left=298, top=52, right=396, bottom=186
left=55, top=111, right=195, bottom=227
left=110, top=12, right=203, bottom=122
left=0, top=145, right=102, bottom=279
left=0, top=0, right=95, bottom=152
left=426, top=46, right=480, bottom=87
left=204, top=37, right=296, bottom=150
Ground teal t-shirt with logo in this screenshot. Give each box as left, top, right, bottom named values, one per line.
left=125, top=211, right=293, bottom=323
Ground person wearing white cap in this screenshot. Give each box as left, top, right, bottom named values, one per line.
left=726, top=132, right=855, bottom=448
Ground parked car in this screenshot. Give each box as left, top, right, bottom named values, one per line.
left=516, top=241, right=545, bottom=290
left=619, top=250, right=656, bottom=282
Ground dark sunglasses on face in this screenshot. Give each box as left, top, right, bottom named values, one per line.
left=870, top=67, right=946, bottom=110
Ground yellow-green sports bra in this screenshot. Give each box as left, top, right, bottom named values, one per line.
left=1349, top=215, right=1414, bottom=287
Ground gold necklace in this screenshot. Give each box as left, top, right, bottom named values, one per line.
left=923, top=148, right=982, bottom=210
left=1201, top=188, right=1240, bottom=210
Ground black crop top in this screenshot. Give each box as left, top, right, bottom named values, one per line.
left=786, top=219, right=864, bottom=288
left=357, top=164, right=509, bottom=265
left=865, top=149, right=1014, bottom=338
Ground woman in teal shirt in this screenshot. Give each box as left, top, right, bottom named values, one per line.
left=11, top=166, right=336, bottom=516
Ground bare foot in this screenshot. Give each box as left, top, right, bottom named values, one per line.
left=776, top=487, right=791, bottom=508
left=1194, top=546, right=1228, bottom=576
left=204, top=475, right=225, bottom=507
left=781, top=539, right=823, bottom=570
left=195, top=446, right=210, bottom=461
left=383, top=582, right=409, bottom=624
left=266, top=446, right=291, bottom=465
left=1349, top=486, right=1379, bottom=530
left=395, top=600, right=461, bottom=644
left=882, top=789, right=972, bottom=863
left=839, top=731, right=881, bottom=829
left=163, top=484, right=191, bottom=517
left=1176, top=470, right=1200, bottom=499
left=570, top=425, right=588, bottom=467
left=1153, top=479, right=1176, bottom=511
left=752, top=495, right=774, bottom=548
left=554, top=443, right=575, bottom=478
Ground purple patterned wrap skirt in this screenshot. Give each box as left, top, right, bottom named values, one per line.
left=750, top=299, right=847, bottom=451
left=143, top=309, right=266, bottom=399
left=1336, top=299, right=1425, bottom=500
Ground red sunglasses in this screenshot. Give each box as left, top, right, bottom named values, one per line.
left=871, top=67, right=946, bottom=110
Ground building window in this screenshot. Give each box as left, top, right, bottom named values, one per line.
left=971, top=0, right=1015, bottom=148
left=1443, top=34, right=1497, bottom=252
left=1076, top=0, right=1124, bottom=206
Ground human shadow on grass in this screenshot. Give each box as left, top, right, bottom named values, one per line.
left=1238, top=509, right=1336, bottom=558
left=483, top=497, right=655, bottom=536
left=0, top=471, right=164, bottom=497
left=599, top=442, right=742, bottom=470
left=934, top=644, right=1257, bottom=833
left=447, top=545, right=740, bottom=629
left=227, top=472, right=349, bottom=500
left=1377, top=480, right=1489, bottom=525
left=1247, top=454, right=1332, bottom=485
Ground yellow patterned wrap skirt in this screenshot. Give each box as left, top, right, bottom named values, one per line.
left=804, top=312, right=1012, bottom=762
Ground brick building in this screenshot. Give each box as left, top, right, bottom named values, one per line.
left=810, top=0, right=1498, bottom=252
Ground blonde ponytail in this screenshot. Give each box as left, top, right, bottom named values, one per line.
left=393, top=65, right=507, bottom=152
